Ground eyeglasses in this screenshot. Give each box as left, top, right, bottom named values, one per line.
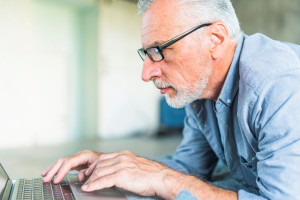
left=137, top=23, right=212, bottom=62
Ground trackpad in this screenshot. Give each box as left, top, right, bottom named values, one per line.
left=75, top=183, right=126, bottom=197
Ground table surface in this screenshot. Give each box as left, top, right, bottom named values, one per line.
left=0, top=135, right=182, bottom=179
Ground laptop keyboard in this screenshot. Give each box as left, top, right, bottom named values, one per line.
left=16, top=178, right=75, bottom=200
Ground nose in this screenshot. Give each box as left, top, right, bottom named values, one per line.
left=141, top=56, right=162, bottom=82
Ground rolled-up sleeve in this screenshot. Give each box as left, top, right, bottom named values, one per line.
left=175, top=190, right=197, bottom=200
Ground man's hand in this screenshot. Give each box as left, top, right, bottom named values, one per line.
left=80, top=150, right=181, bottom=199
left=42, top=150, right=237, bottom=200
left=42, top=150, right=182, bottom=199
left=41, top=150, right=101, bottom=184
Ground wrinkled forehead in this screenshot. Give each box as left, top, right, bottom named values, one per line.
left=141, top=0, right=191, bottom=48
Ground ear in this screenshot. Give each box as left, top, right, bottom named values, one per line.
left=208, top=22, right=230, bottom=59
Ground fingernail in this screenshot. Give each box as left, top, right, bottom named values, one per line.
left=85, top=169, right=89, bottom=175
left=81, top=184, right=87, bottom=191
left=43, top=177, right=47, bottom=182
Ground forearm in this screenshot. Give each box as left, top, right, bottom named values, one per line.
left=158, top=169, right=237, bottom=200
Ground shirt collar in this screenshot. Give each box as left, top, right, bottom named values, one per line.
left=216, top=35, right=245, bottom=108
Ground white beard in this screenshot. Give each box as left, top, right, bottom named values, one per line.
left=153, top=67, right=211, bottom=108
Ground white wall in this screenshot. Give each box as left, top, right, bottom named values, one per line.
left=98, top=0, right=160, bottom=138
left=0, top=0, right=80, bottom=148
left=0, top=0, right=36, bottom=148
left=0, top=0, right=161, bottom=148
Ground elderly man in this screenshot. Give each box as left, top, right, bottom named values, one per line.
left=42, top=0, right=300, bottom=199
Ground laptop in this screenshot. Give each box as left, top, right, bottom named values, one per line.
left=0, top=163, right=127, bottom=200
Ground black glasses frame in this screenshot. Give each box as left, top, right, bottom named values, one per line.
left=138, top=23, right=212, bottom=62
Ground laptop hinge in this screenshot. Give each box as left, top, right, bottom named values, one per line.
left=2, top=180, right=13, bottom=200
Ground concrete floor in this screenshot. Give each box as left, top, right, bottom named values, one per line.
left=0, top=135, right=182, bottom=179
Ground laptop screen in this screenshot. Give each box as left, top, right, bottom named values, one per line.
left=0, top=164, right=9, bottom=198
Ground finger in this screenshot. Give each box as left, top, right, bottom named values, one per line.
left=85, top=152, right=119, bottom=176
left=43, top=158, right=65, bottom=182
left=53, top=157, right=84, bottom=183
left=78, top=169, right=87, bottom=182
left=85, top=157, right=100, bottom=176
left=85, top=163, right=121, bottom=186
left=82, top=173, right=117, bottom=192
left=54, top=151, right=101, bottom=184
left=41, top=163, right=56, bottom=177
left=53, top=161, right=77, bottom=183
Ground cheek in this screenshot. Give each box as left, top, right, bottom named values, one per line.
left=161, top=43, right=210, bottom=84
left=177, top=53, right=205, bottom=82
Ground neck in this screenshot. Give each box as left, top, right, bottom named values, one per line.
left=204, top=40, right=238, bottom=101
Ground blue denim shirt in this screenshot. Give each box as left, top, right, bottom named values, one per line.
left=162, top=33, right=300, bottom=200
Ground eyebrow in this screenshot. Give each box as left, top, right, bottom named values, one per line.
left=144, top=40, right=165, bottom=49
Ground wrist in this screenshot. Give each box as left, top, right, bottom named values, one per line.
left=158, top=169, right=185, bottom=200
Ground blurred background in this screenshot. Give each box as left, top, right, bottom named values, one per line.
left=0, top=0, right=300, bottom=177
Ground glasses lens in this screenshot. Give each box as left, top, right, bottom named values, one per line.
left=138, top=49, right=146, bottom=61
left=147, top=47, right=163, bottom=61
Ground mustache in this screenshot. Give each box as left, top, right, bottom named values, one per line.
left=153, top=79, right=173, bottom=89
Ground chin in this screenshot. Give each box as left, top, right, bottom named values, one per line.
left=165, top=95, right=190, bottom=109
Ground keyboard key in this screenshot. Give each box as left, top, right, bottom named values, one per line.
left=16, top=178, right=74, bottom=199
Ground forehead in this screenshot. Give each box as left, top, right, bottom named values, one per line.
left=141, top=0, right=190, bottom=47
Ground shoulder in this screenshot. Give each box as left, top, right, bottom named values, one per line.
left=238, top=33, right=300, bottom=94
left=235, top=34, right=300, bottom=139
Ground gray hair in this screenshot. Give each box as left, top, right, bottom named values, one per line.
left=137, top=0, right=242, bottom=40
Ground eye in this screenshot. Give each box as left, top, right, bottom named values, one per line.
left=154, top=48, right=160, bottom=54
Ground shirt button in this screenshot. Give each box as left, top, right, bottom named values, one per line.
left=227, top=99, right=231, bottom=104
